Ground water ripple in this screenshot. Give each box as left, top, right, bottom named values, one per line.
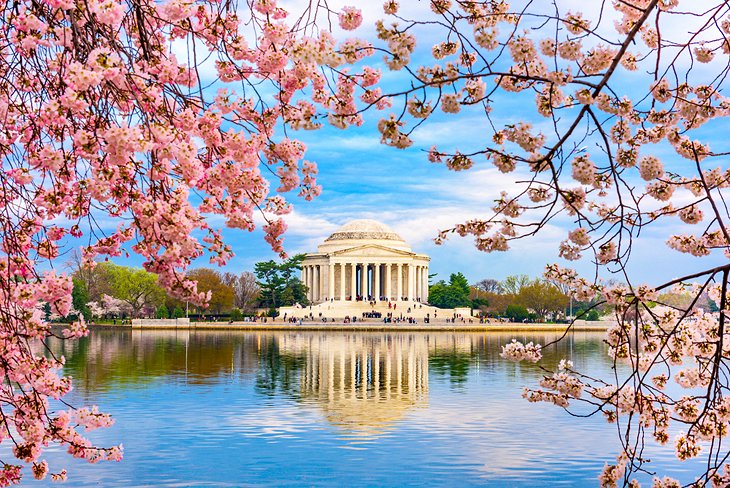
left=13, top=330, right=705, bottom=487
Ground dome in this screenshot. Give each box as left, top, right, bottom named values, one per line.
left=325, top=219, right=404, bottom=243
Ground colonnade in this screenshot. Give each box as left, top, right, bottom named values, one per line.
left=301, top=261, right=429, bottom=303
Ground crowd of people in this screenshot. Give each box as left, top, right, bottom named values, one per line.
left=273, top=309, right=479, bottom=326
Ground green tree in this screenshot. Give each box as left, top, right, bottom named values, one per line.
left=172, top=306, right=185, bottom=319
left=501, top=275, right=531, bottom=295
left=278, top=278, right=308, bottom=307
left=155, top=304, right=169, bottom=319
left=71, top=277, right=91, bottom=321
left=515, top=280, right=569, bottom=321
left=450, top=272, right=470, bottom=300
left=585, top=310, right=600, bottom=321
left=656, top=291, right=694, bottom=310
left=505, top=304, right=530, bottom=322
left=103, top=263, right=166, bottom=318
left=428, top=281, right=449, bottom=308
left=255, top=260, right=287, bottom=309
left=230, top=308, right=243, bottom=321
left=470, top=297, right=489, bottom=310
left=428, top=272, right=472, bottom=308
left=255, top=254, right=309, bottom=308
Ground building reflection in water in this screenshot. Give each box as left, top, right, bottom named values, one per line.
left=45, top=329, right=607, bottom=440
left=278, top=333, right=429, bottom=439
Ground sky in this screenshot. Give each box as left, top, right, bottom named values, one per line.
left=82, top=0, right=729, bottom=288
left=194, top=0, right=728, bottom=288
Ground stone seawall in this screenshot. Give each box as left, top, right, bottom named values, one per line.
left=131, top=318, right=191, bottom=328
left=123, top=319, right=609, bottom=332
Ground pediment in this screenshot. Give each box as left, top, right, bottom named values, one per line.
left=330, top=244, right=415, bottom=258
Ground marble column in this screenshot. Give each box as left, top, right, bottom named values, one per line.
left=418, top=266, right=423, bottom=301
left=311, top=265, right=318, bottom=302
left=419, top=266, right=425, bottom=300
left=311, top=265, right=316, bottom=301
left=306, top=265, right=310, bottom=301
left=413, top=265, right=421, bottom=300
left=350, top=262, right=357, bottom=300
left=374, top=263, right=381, bottom=300
left=396, top=263, right=403, bottom=300
left=339, top=263, right=346, bottom=301
left=328, top=263, right=335, bottom=301
left=303, top=266, right=309, bottom=301
left=407, top=264, right=414, bottom=300
left=423, top=266, right=428, bottom=302
left=385, top=264, right=392, bottom=301
left=312, top=266, right=317, bottom=301
left=319, top=265, right=324, bottom=302
left=360, top=263, right=368, bottom=298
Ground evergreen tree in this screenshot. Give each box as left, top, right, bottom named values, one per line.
left=155, top=304, right=169, bottom=319
left=71, top=277, right=91, bottom=321
left=254, top=254, right=309, bottom=308
left=428, top=272, right=472, bottom=308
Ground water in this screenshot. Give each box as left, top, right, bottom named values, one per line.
left=17, top=330, right=702, bottom=486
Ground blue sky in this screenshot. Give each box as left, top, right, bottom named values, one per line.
left=223, top=119, right=722, bottom=286
left=199, top=0, right=727, bottom=287
left=88, top=0, right=728, bottom=288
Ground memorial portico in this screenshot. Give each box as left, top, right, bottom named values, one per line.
left=300, top=220, right=430, bottom=304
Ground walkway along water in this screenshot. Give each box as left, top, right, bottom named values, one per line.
left=125, top=318, right=612, bottom=332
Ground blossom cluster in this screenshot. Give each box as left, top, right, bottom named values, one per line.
left=365, top=0, right=730, bottom=484
left=0, top=0, right=381, bottom=480
left=369, top=0, right=730, bottom=294
left=499, top=340, right=542, bottom=363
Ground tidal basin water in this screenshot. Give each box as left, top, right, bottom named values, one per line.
left=25, top=330, right=702, bottom=486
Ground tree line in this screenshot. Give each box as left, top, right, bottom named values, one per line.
left=427, top=273, right=571, bottom=322
left=456, top=275, right=718, bottom=323
left=71, top=260, right=607, bottom=322
left=72, top=255, right=710, bottom=324
left=69, top=253, right=312, bottom=321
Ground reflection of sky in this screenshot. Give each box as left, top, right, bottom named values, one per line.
left=15, top=330, right=709, bottom=486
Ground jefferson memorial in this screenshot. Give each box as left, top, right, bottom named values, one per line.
left=300, top=219, right=430, bottom=303
left=279, top=219, right=470, bottom=320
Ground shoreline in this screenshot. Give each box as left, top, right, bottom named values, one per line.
left=94, top=320, right=611, bottom=333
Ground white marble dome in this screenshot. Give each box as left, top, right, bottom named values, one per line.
left=325, top=219, right=404, bottom=242
left=299, top=218, right=430, bottom=303
left=317, top=219, right=411, bottom=253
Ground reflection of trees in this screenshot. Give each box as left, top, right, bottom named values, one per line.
left=43, top=330, right=610, bottom=403
left=254, top=341, right=305, bottom=399
left=425, top=332, right=610, bottom=386
left=45, top=330, right=271, bottom=390
left=428, top=334, right=474, bottom=385
left=429, top=353, right=471, bottom=385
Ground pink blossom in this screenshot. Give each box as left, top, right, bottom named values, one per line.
left=500, top=340, right=542, bottom=362
left=338, top=7, right=362, bottom=31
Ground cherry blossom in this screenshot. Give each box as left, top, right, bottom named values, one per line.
left=361, top=2, right=730, bottom=482
left=0, top=0, right=380, bottom=480
left=338, top=7, right=363, bottom=31
left=500, top=340, right=542, bottom=363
